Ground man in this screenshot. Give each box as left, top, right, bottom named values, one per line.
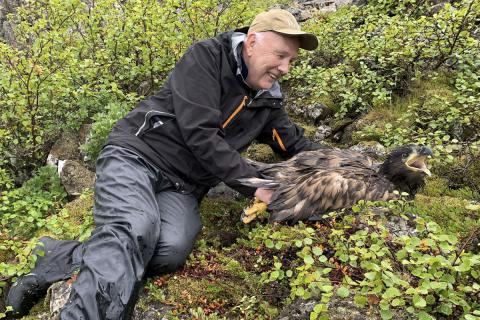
left=6, top=8, right=320, bottom=319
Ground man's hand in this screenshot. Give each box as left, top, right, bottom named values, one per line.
left=241, top=188, right=274, bottom=224
left=254, top=188, right=273, bottom=204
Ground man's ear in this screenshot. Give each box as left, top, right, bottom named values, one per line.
left=244, top=33, right=256, bottom=57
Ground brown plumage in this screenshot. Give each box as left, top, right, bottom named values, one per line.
left=240, top=145, right=433, bottom=223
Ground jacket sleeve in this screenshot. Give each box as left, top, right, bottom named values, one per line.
left=257, top=106, right=323, bottom=158
left=167, top=42, right=260, bottom=196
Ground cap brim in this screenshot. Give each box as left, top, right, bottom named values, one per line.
left=275, top=28, right=318, bottom=50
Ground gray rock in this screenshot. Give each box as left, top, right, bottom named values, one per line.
left=137, top=80, right=153, bottom=97
left=314, top=125, right=333, bottom=142
left=326, top=293, right=415, bottom=320
left=0, top=0, right=21, bottom=45
left=46, top=132, right=83, bottom=167
left=132, top=296, right=173, bottom=320
left=2, top=20, right=15, bottom=45
left=206, top=182, right=241, bottom=200
left=268, top=4, right=312, bottom=23
left=338, top=122, right=357, bottom=145
left=276, top=298, right=317, bottom=319
left=58, top=160, right=95, bottom=196
left=48, top=280, right=72, bottom=319
left=306, top=103, right=333, bottom=123
left=296, top=0, right=365, bottom=12
left=47, top=279, right=173, bottom=320
left=349, top=142, right=386, bottom=159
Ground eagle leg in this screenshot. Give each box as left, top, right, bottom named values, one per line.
left=241, top=198, right=268, bottom=224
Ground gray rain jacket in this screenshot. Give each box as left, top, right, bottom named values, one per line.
left=107, top=29, right=320, bottom=199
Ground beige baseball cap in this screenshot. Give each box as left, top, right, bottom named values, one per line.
left=249, top=9, right=318, bottom=50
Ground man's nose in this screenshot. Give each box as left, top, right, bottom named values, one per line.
left=278, top=60, right=290, bottom=75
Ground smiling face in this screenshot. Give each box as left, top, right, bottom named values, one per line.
left=242, top=31, right=300, bottom=90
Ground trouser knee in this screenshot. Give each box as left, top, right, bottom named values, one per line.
left=146, top=242, right=194, bottom=276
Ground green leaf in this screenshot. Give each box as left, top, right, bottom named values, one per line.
left=380, top=309, right=393, bottom=320
left=418, top=311, right=435, bottom=320
left=318, top=255, right=328, bottom=263
left=351, top=205, right=361, bottom=213
left=270, top=271, right=279, bottom=280
left=455, top=261, right=471, bottom=272
left=383, top=287, right=401, bottom=299
left=296, top=287, right=305, bottom=297
left=322, top=267, right=332, bottom=274
left=312, top=246, right=323, bottom=256
left=412, top=294, right=426, bottom=308
left=275, top=241, right=283, bottom=250
left=304, top=238, right=313, bottom=246
left=313, top=303, right=327, bottom=313
left=364, top=272, right=377, bottom=280
left=354, top=295, right=367, bottom=307
left=336, top=286, right=349, bottom=298
left=391, top=298, right=405, bottom=307
left=426, top=295, right=435, bottom=305
left=265, top=239, right=274, bottom=249
left=437, top=303, right=452, bottom=315
left=304, top=255, right=315, bottom=265
left=320, top=285, right=333, bottom=293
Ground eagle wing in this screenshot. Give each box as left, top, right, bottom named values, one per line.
left=267, top=165, right=397, bottom=223
left=247, top=148, right=378, bottom=182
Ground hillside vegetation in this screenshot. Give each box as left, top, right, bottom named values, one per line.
left=0, top=0, right=479, bottom=319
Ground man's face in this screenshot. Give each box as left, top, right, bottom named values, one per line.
left=243, top=31, right=300, bottom=90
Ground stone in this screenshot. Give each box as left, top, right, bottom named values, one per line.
left=46, top=132, right=83, bottom=167
left=47, top=279, right=173, bottom=320
left=58, top=160, right=95, bottom=196
left=349, top=141, right=386, bottom=159
left=206, top=182, right=241, bottom=200
left=306, top=103, right=333, bottom=124
left=48, top=280, right=72, bottom=319
left=296, top=0, right=365, bottom=12
left=314, top=125, right=333, bottom=142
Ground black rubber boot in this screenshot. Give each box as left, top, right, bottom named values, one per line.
left=5, top=273, right=49, bottom=319
left=4, top=237, right=81, bottom=319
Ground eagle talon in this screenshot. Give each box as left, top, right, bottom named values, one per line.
left=241, top=198, right=269, bottom=224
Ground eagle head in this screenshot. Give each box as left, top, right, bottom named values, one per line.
left=379, top=145, right=433, bottom=197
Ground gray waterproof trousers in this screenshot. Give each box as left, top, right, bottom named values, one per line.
left=35, top=145, right=203, bottom=319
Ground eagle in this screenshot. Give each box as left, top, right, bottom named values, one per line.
left=240, top=145, right=433, bottom=223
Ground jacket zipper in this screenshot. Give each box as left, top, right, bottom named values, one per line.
left=222, top=96, right=248, bottom=129
left=135, top=110, right=175, bottom=136
left=272, top=128, right=287, bottom=152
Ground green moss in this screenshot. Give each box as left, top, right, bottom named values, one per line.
left=144, top=250, right=280, bottom=319
left=354, top=103, right=408, bottom=142
left=432, top=154, right=480, bottom=198
left=242, top=143, right=280, bottom=163
left=299, top=123, right=318, bottom=141
left=422, top=176, right=480, bottom=201
left=198, top=196, right=253, bottom=250
left=36, top=191, right=95, bottom=241
left=411, top=194, right=479, bottom=236
left=20, top=296, right=50, bottom=319
left=354, top=72, right=458, bottom=144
